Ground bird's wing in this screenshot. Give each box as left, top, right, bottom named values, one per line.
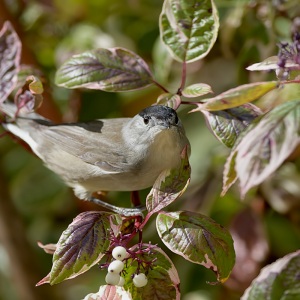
left=26, top=118, right=132, bottom=173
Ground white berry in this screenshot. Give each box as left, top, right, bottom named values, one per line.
left=133, top=273, right=148, bottom=288
left=118, top=276, right=125, bottom=286
left=108, top=260, right=124, bottom=273
left=105, top=272, right=120, bottom=285
left=112, top=246, right=128, bottom=261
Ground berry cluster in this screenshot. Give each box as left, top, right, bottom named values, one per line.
left=105, top=246, right=148, bottom=288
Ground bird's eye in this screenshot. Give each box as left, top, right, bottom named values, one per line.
left=143, top=116, right=150, bottom=125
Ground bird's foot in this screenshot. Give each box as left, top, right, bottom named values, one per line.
left=87, top=196, right=146, bottom=217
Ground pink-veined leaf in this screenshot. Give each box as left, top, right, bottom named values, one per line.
left=14, top=75, right=44, bottom=114
left=223, top=100, right=300, bottom=198
left=55, top=48, right=154, bottom=92
left=191, top=81, right=278, bottom=111
left=241, top=250, right=300, bottom=300
left=84, top=286, right=132, bottom=300
left=221, top=150, right=238, bottom=196
left=156, top=211, right=235, bottom=283
left=146, top=145, right=191, bottom=217
left=247, top=56, right=300, bottom=71
left=37, top=242, right=57, bottom=255
left=37, top=211, right=122, bottom=285
left=0, top=21, right=21, bottom=103
left=182, top=83, right=212, bottom=98
left=156, top=93, right=181, bottom=110
left=202, top=103, right=262, bottom=148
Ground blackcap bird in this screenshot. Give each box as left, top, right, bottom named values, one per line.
left=1, top=102, right=190, bottom=214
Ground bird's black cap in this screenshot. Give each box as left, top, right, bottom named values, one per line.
left=138, top=105, right=177, bottom=121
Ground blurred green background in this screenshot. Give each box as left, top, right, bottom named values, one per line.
left=0, top=0, right=300, bottom=299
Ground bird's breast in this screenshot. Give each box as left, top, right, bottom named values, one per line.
left=135, top=128, right=188, bottom=180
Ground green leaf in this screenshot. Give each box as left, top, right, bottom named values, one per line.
left=182, top=83, right=212, bottom=98
left=55, top=47, right=154, bottom=92
left=202, top=103, right=262, bottom=148
left=156, top=211, right=235, bottom=283
left=39, top=211, right=122, bottom=285
left=0, top=21, right=21, bottom=103
left=159, top=0, right=219, bottom=63
left=241, top=251, right=300, bottom=300
left=227, top=100, right=300, bottom=198
left=156, top=93, right=181, bottom=110
left=221, top=151, right=237, bottom=196
left=146, top=145, right=191, bottom=216
left=124, top=245, right=180, bottom=300
left=26, top=75, right=44, bottom=94
left=191, top=81, right=278, bottom=111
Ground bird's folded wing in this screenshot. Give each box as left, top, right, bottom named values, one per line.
left=30, top=118, right=131, bottom=173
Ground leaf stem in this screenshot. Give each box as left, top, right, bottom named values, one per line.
left=152, top=80, right=170, bottom=93
left=138, top=213, right=152, bottom=230
left=179, top=61, right=187, bottom=93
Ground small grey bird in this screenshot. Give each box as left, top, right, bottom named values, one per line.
left=1, top=102, right=190, bottom=213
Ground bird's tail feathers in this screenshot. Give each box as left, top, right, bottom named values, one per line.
left=0, top=100, right=46, bottom=120
left=0, top=101, right=43, bottom=155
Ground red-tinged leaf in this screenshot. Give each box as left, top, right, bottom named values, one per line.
left=84, top=286, right=132, bottom=300
left=36, top=274, right=50, bottom=287
left=146, top=145, right=191, bottom=216
left=156, top=93, right=181, bottom=110
left=182, top=83, right=212, bottom=98
left=14, top=65, right=44, bottom=93
left=247, top=56, right=300, bottom=71
left=14, top=75, right=44, bottom=115
left=160, top=0, right=219, bottom=63
left=0, top=21, right=21, bottom=103
left=202, top=103, right=262, bottom=148
left=241, top=250, right=300, bottom=300
left=37, top=242, right=57, bottom=255
left=230, top=100, right=300, bottom=198
left=47, top=211, right=122, bottom=285
left=124, top=245, right=180, bottom=300
left=156, top=211, right=235, bottom=283
left=26, top=75, right=44, bottom=94
left=55, top=47, right=153, bottom=92
left=221, top=150, right=237, bottom=196
left=191, top=81, right=278, bottom=111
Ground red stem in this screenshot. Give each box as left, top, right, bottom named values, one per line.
left=152, top=80, right=170, bottom=93
left=180, top=61, right=187, bottom=91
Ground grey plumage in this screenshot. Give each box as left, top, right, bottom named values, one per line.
left=1, top=102, right=190, bottom=200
